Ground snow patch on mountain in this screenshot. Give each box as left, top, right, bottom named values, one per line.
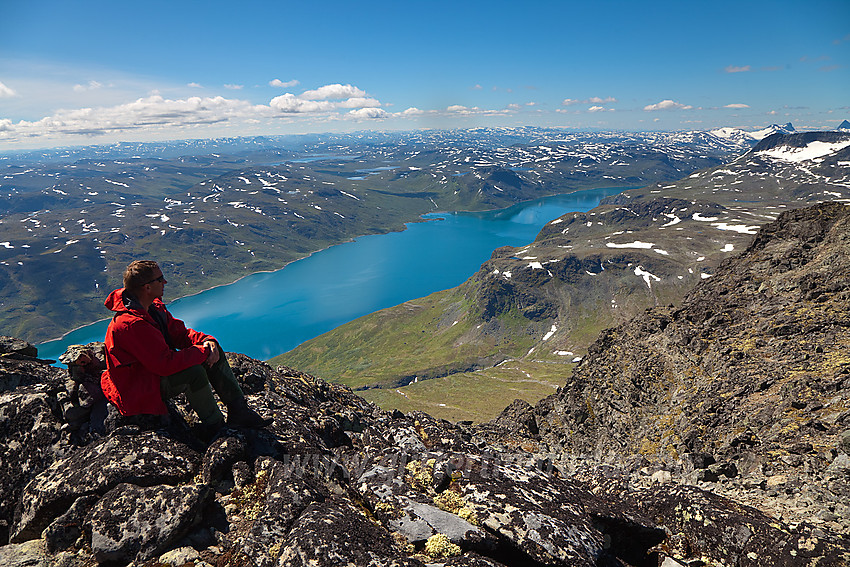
left=758, top=139, right=850, bottom=163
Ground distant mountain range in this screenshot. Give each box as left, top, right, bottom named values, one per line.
left=0, top=127, right=755, bottom=343
left=709, top=122, right=795, bottom=144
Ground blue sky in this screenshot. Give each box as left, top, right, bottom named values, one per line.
left=0, top=0, right=848, bottom=150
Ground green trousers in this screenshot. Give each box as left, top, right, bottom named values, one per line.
left=160, top=344, right=244, bottom=425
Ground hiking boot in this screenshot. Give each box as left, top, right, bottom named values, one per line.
left=195, top=419, right=225, bottom=443
left=226, top=398, right=273, bottom=428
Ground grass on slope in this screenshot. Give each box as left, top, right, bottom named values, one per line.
left=271, top=286, right=535, bottom=390
left=359, top=359, right=573, bottom=423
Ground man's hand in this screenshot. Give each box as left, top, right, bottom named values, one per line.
left=203, top=340, right=220, bottom=367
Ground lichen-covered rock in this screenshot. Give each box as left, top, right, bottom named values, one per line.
left=454, top=457, right=606, bottom=566
left=628, top=484, right=850, bottom=566
left=0, top=336, right=38, bottom=359
left=0, top=538, right=51, bottom=567
left=89, top=482, right=206, bottom=564
left=276, top=497, right=423, bottom=567
left=224, top=457, right=328, bottom=567
left=389, top=497, right=484, bottom=547
left=43, top=494, right=99, bottom=553
left=0, top=359, right=66, bottom=544
left=11, top=430, right=200, bottom=543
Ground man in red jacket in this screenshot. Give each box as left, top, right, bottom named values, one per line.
left=101, top=260, right=271, bottom=433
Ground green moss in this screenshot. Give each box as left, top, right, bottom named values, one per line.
left=228, top=469, right=268, bottom=520
left=405, top=459, right=436, bottom=491
left=424, top=533, right=461, bottom=558
left=433, top=489, right=479, bottom=526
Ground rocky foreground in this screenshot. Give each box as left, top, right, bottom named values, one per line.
left=1, top=203, right=850, bottom=567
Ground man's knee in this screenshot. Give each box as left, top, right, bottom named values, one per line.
left=185, top=365, right=213, bottom=393
left=164, top=364, right=211, bottom=395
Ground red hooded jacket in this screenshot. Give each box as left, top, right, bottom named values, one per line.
left=100, top=288, right=214, bottom=415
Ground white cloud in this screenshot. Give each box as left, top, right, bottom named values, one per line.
left=507, top=103, right=522, bottom=111
left=563, top=96, right=616, bottom=106
left=643, top=99, right=693, bottom=111
left=723, top=103, right=750, bottom=109
left=0, top=94, right=269, bottom=142
left=269, top=94, right=336, bottom=113
left=187, top=82, right=203, bottom=88
left=269, top=78, right=299, bottom=88
left=337, top=97, right=381, bottom=109
left=224, top=84, right=244, bottom=90
left=73, top=80, right=103, bottom=92
left=347, top=107, right=387, bottom=119
left=587, top=105, right=609, bottom=112
left=472, top=84, right=483, bottom=90
left=269, top=84, right=380, bottom=114
left=402, top=107, right=424, bottom=115
left=439, top=105, right=509, bottom=117
left=0, top=81, right=17, bottom=98
left=300, top=83, right=366, bottom=100
left=725, top=65, right=751, bottom=73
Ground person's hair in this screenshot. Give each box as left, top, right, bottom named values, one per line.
left=123, top=260, right=160, bottom=294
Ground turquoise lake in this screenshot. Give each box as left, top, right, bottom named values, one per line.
left=38, top=186, right=626, bottom=361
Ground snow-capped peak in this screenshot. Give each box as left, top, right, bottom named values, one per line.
left=710, top=123, right=795, bottom=143
left=749, top=123, right=795, bottom=141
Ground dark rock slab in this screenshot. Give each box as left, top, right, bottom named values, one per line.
left=276, top=497, right=423, bottom=567
left=457, top=457, right=606, bottom=566
left=43, top=494, right=99, bottom=553
left=89, top=482, right=206, bottom=564
left=229, top=457, right=328, bottom=567
left=0, top=336, right=38, bottom=358
left=11, top=431, right=200, bottom=543
left=630, top=484, right=850, bottom=566
left=201, top=431, right=250, bottom=484
left=0, top=377, right=65, bottom=544
left=492, top=398, right=538, bottom=436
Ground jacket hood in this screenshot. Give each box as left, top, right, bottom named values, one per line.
left=104, top=288, right=130, bottom=313
left=104, top=288, right=163, bottom=315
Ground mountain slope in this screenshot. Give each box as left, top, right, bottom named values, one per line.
left=522, top=201, right=850, bottom=532
left=274, top=131, right=850, bottom=419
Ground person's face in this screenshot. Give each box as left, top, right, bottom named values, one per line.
left=144, top=268, right=167, bottom=298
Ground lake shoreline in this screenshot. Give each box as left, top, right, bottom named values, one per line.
left=37, top=186, right=631, bottom=359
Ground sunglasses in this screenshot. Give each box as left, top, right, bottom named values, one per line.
left=144, top=275, right=166, bottom=285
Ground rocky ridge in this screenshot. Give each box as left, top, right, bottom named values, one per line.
left=481, top=202, right=850, bottom=537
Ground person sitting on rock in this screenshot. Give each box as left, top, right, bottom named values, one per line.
left=100, top=260, right=271, bottom=435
